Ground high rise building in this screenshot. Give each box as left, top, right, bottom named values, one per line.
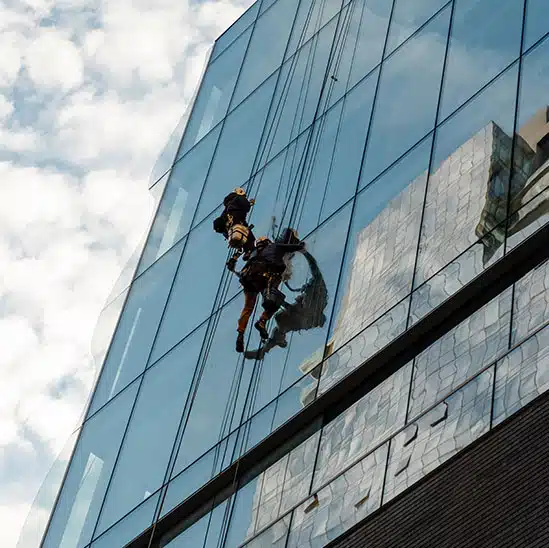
left=37, top=1, right=549, bottom=547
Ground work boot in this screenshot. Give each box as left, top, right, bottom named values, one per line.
left=236, top=332, right=245, bottom=353
left=254, top=319, right=269, bottom=340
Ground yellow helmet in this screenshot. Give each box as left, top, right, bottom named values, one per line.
left=233, top=187, right=246, bottom=196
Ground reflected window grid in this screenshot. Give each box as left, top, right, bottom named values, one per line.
left=408, top=289, right=512, bottom=420
left=384, top=367, right=494, bottom=503
left=494, top=322, right=549, bottom=425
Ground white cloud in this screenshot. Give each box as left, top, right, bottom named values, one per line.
left=25, top=29, right=84, bottom=91
left=0, top=1, right=255, bottom=547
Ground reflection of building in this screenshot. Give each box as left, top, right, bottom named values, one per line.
left=244, top=110, right=549, bottom=546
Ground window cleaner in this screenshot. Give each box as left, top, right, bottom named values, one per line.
left=213, top=187, right=257, bottom=270
left=234, top=231, right=306, bottom=353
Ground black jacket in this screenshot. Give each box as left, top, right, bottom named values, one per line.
left=246, top=241, right=304, bottom=273
left=223, top=193, right=252, bottom=220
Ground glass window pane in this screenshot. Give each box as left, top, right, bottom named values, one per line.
left=386, top=0, right=448, bottom=55
left=384, top=368, right=493, bottom=503
left=361, top=6, right=450, bottom=184
left=408, top=289, right=511, bottom=420
left=90, top=493, right=157, bottom=548
left=409, top=225, right=505, bottom=326
left=320, top=297, right=411, bottom=394
left=95, top=325, right=206, bottom=534
left=511, top=261, right=549, bottom=346
left=284, top=0, right=339, bottom=61
left=162, top=432, right=238, bottom=517
left=178, top=29, right=252, bottom=157
left=171, top=298, right=254, bottom=475
left=343, top=0, right=392, bottom=98
left=313, top=364, right=411, bottom=490
left=287, top=444, right=387, bottom=548
left=91, top=289, right=128, bottom=376
left=162, top=505, right=212, bottom=548
left=494, top=324, right=549, bottom=425
left=242, top=516, right=290, bottom=548
left=297, top=70, right=377, bottom=236
left=227, top=432, right=320, bottom=543
left=149, top=212, right=232, bottom=363
left=42, top=383, right=138, bottom=548
left=524, top=0, right=549, bottom=52
left=88, top=241, right=184, bottom=415
left=194, top=74, right=277, bottom=225
left=231, top=0, right=298, bottom=108
left=211, top=3, right=260, bottom=62
left=247, top=203, right=352, bottom=415
left=415, top=64, right=518, bottom=287
left=139, top=126, right=221, bottom=274
left=326, top=136, right=432, bottom=378
left=439, top=0, right=523, bottom=120
left=261, top=14, right=350, bottom=164
left=507, top=36, right=549, bottom=250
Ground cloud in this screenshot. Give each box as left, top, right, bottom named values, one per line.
left=25, top=29, right=84, bottom=91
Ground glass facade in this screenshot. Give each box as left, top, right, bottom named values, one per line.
left=39, top=1, right=549, bottom=547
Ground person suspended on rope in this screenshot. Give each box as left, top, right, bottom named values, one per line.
left=213, top=187, right=257, bottom=269
left=235, top=231, right=306, bottom=353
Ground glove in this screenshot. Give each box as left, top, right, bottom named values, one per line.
left=249, top=199, right=255, bottom=206
left=226, top=257, right=237, bottom=271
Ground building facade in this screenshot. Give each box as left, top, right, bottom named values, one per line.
left=38, top=0, right=549, bottom=547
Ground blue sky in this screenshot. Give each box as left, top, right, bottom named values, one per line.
left=0, top=1, right=253, bottom=546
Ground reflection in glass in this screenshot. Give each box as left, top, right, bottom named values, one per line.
left=242, top=515, right=290, bottom=548
left=511, top=262, right=549, bottom=346
left=415, top=65, right=518, bottom=287
left=90, top=493, right=157, bottom=548
left=261, top=10, right=360, bottom=166
left=386, top=0, right=448, bottom=54
left=139, top=126, right=221, bottom=274
left=211, top=2, right=259, bottom=63
left=320, top=298, right=410, bottom=395
left=298, top=70, right=377, bottom=235
left=179, top=29, right=251, bottom=157
left=171, top=298, right=254, bottom=475
left=194, top=74, right=277, bottom=225
left=524, top=0, right=549, bottom=52
left=506, top=38, right=549, bottom=250
left=361, top=6, right=450, bottom=184
left=244, top=205, right=351, bottom=413
left=88, top=241, right=184, bottom=415
left=285, top=0, right=342, bottom=60
left=162, top=432, right=238, bottom=518
left=42, top=383, right=138, bottom=548
left=409, top=228, right=505, bottom=325
left=439, top=0, right=523, bottom=120
left=287, top=444, right=387, bottom=548
left=320, top=137, right=431, bottom=391
left=494, top=324, right=549, bottom=425
left=149, top=210, right=230, bottom=363
left=95, top=325, right=206, bottom=535
left=343, top=0, right=392, bottom=99
left=384, top=368, right=493, bottom=502
left=231, top=0, right=297, bottom=108
left=163, top=499, right=230, bottom=548
left=313, top=364, right=411, bottom=490
left=408, top=289, right=511, bottom=420
left=227, top=432, right=320, bottom=544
